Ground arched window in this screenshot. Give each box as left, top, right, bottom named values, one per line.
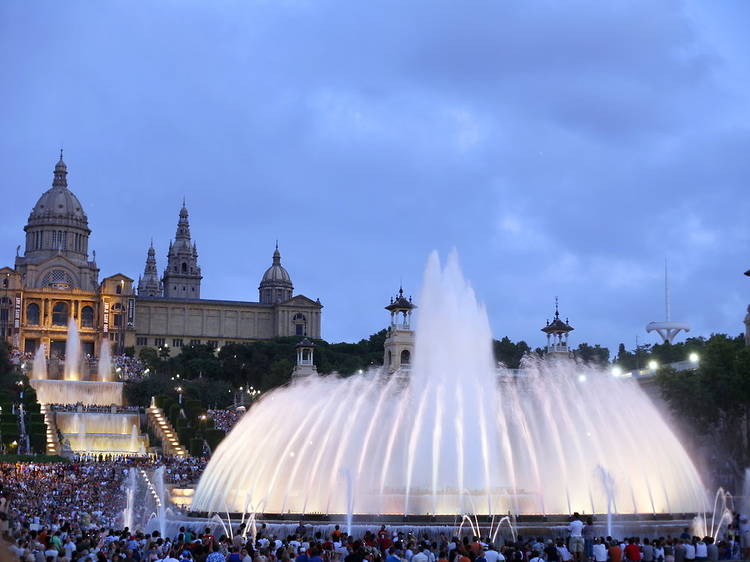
left=400, top=349, right=411, bottom=365
left=52, top=302, right=68, bottom=326
left=81, top=306, right=94, bottom=328
left=181, top=262, right=187, bottom=273
left=115, top=283, right=122, bottom=295
left=387, top=350, right=392, bottom=366
left=293, top=313, right=307, bottom=337
left=26, top=303, right=40, bottom=325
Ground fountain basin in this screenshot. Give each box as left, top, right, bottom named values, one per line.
left=30, top=379, right=123, bottom=406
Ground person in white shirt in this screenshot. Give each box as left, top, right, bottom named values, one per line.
left=484, top=545, right=503, bottom=562
left=568, top=513, right=585, bottom=562
left=695, top=539, right=707, bottom=562
left=684, top=541, right=696, bottom=561
left=412, top=546, right=430, bottom=562
left=592, top=538, right=608, bottom=562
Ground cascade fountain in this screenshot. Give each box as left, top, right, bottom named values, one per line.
left=28, top=321, right=149, bottom=456
left=192, top=252, right=708, bottom=518
left=98, top=339, right=112, bottom=382
left=32, top=345, right=47, bottom=380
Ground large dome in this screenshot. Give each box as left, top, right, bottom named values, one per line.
left=29, top=155, right=88, bottom=223
left=259, top=247, right=292, bottom=287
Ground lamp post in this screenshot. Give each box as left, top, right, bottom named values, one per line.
left=175, top=385, right=183, bottom=405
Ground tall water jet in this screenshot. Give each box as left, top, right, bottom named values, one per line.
left=123, top=468, right=137, bottom=531
left=77, top=414, right=87, bottom=452
left=64, top=318, right=81, bottom=381
left=154, top=466, right=167, bottom=538
left=98, top=339, right=112, bottom=382
left=32, top=345, right=47, bottom=380
left=192, top=251, right=708, bottom=516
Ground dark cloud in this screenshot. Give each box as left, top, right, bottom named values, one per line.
left=0, top=0, right=747, bottom=350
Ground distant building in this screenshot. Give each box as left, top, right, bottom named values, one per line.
left=134, top=206, right=322, bottom=356
left=1, top=153, right=323, bottom=358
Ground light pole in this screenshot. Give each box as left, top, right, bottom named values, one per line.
left=175, top=385, right=183, bottom=405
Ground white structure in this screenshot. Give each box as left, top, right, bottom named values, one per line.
left=383, top=287, right=415, bottom=374
left=646, top=260, right=690, bottom=344
left=291, top=337, right=318, bottom=377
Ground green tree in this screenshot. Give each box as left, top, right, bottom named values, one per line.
left=493, top=337, right=531, bottom=369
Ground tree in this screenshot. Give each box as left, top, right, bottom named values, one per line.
left=493, top=337, right=531, bottom=369
left=574, top=343, right=610, bottom=365
left=656, top=333, right=750, bottom=480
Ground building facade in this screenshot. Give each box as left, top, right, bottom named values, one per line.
left=2, top=154, right=322, bottom=358
left=1, top=153, right=136, bottom=357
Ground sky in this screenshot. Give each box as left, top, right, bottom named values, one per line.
left=1, top=1, right=749, bottom=352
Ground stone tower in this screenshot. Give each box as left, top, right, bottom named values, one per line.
left=138, top=241, right=162, bottom=297
left=383, top=287, right=416, bottom=374
left=259, top=243, right=293, bottom=304
left=162, top=201, right=202, bottom=298
left=541, top=298, right=574, bottom=357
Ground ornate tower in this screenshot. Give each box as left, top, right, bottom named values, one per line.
left=15, top=151, right=99, bottom=290
left=541, top=298, right=574, bottom=357
left=162, top=201, right=202, bottom=298
left=138, top=241, right=162, bottom=297
left=383, top=287, right=416, bottom=374
left=259, top=243, right=293, bottom=304
left=292, top=337, right=318, bottom=377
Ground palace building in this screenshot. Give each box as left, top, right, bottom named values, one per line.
left=1, top=154, right=322, bottom=358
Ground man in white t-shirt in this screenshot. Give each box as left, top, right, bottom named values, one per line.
left=592, top=538, right=607, bottom=562
left=568, top=513, right=585, bottom=562
left=484, top=545, right=504, bottom=562
left=684, top=541, right=696, bottom=561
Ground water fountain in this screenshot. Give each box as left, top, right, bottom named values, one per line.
left=32, top=345, right=47, bottom=380
left=64, top=318, right=81, bottom=381
left=98, top=339, right=112, bottom=382
left=29, top=321, right=149, bottom=456
left=192, top=252, right=708, bottom=519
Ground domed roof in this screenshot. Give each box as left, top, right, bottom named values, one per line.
left=259, top=245, right=293, bottom=288
left=29, top=153, right=87, bottom=223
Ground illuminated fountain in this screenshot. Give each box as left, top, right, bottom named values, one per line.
left=32, top=345, right=47, bottom=380
left=192, top=252, right=708, bottom=518
left=29, top=321, right=148, bottom=456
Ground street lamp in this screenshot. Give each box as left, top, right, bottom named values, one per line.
left=689, top=352, right=699, bottom=364
left=175, top=385, right=183, bottom=405
left=648, top=360, right=658, bottom=371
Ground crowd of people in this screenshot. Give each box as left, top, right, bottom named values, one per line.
left=2, top=512, right=748, bottom=562
left=207, top=409, right=244, bottom=432
left=113, top=356, right=147, bottom=381
left=48, top=404, right=141, bottom=413
left=1, top=466, right=749, bottom=562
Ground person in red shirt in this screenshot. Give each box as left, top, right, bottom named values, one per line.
left=625, top=538, right=642, bottom=561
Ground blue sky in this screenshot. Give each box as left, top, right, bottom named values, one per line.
left=1, top=1, right=749, bottom=351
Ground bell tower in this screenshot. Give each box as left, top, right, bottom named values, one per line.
left=383, top=287, right=416, bottom=374
left=162, top=200, right=202, bottom=298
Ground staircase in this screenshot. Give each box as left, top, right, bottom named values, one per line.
left=146, top=404, right=187, bottom=457
left=40, top=405, right=61, bottom=455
